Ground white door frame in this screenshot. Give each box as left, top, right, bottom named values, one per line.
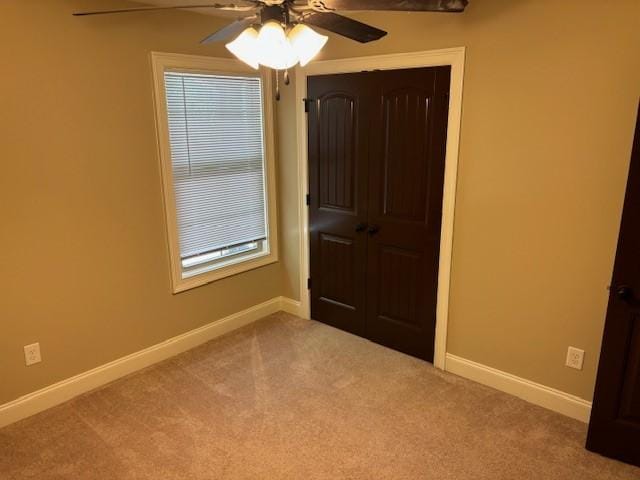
left=294, top=47, right=465, bottom=370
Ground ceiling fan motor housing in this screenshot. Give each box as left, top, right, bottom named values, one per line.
left=261, top=4, right=289, bottom=27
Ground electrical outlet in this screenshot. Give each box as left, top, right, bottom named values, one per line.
left=24, top=343, right=41, bottom=366
left=565, top=346, right=584, bottom=370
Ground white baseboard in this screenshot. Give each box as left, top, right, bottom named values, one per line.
left=3, top=305, right=588, bottom=429
left=280, top=297, right=304, bottom=317
left=0, top=296, right=298, bottom=429
left=445, top=353, right=592, bottom=423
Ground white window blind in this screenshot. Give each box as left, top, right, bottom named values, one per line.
left=163, top=72, right=268, bottom=264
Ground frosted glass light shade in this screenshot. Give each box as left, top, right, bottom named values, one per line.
left=288, top=24, right=328, bottom=67
left=226, top=22, right=328, bottom=71
left=225, top=28, right=260, bottom=69
left=256, top=21, right=298, bottom=70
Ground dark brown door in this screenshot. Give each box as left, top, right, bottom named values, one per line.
left=365, top=68, right=450, bottom=360
left=587, top=104, right=640, bottom=466
left=308, top=72, right=372, bottom=336
left=308, top=67, right=451, bottom=361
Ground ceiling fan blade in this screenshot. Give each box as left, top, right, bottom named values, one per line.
left=302, top=12, right=386, bottom=43
left=305, top=0, right=468, bottom=12
left=73, top=4, right=255, bottom=16
left=200, top=16, right=258, bottom=43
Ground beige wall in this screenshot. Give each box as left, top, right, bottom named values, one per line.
left=276, top=71, right=301, bottom=300
left=277, top=0, right=640, bottom=400
left=0, top=1, right=283, bottom=404
left=2, top=0, right=639, bottom=408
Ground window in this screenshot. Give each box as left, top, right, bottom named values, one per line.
left=152, top=53, right=278, bottom=292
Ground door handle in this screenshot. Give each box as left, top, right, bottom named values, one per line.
left=616, top=285, right=634, bottom=302
left=367, top=225, right=380, bottom=235
left=355, top=222, right=368, bottom=233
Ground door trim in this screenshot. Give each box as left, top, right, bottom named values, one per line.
left=295, top=47, right=466, bottom=369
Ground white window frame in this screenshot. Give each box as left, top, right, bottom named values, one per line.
left=151, top=52, right=279, bottom=293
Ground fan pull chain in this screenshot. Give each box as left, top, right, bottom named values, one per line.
left=275, top=70, right=280, bottom=101
left=284, top=69, right=290, bottom=86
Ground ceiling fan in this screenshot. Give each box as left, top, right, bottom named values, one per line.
left=74, top=0, right=468, bottom=97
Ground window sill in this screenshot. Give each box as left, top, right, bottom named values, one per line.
left=172, top=251, right=278, bottom=293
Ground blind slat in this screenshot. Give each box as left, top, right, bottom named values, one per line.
left=165, top=72, right=267, bottom=259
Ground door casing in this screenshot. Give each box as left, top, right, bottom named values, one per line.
left=294, top=47, right=466, bottom=370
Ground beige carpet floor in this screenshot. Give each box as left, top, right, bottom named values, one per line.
left=1, top=312, right=639, bottom=479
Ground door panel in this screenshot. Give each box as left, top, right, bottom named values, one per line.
left=318, top=233, right=357, bottom=309
left=380, top=87, right=432, bottom=222
left=587, top=104, right=640, bottom=466
left=366, top=67, right=451, bottom=361
left=619, top=315, right=640, bottom=421
left=378, top=245, right=421, bottom=327
left=318, top=94, right=357, bottom=213
left=308, top=73, right=371, bottom=335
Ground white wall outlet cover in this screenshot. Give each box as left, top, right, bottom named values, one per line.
left=24, top=343, right=42, bottom=366
left=565, top=346, right=585, bottom=370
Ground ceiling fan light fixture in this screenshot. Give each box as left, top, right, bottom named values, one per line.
left=225, top=27, right=260, bottom=70
left=288, top=24, right=328, bottom=67
left=256, top=20, right=298, bottom=70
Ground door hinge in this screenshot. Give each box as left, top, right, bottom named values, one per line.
left=305, top=193, right=310, bottom=206
left=307, top=278, right=312, bottom=290
left=303, top=98, right=313, bottom=113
